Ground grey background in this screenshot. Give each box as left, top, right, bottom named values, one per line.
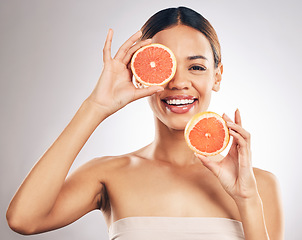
left=1, top=0, right=301, bottom=239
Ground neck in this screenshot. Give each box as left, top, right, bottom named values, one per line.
left=150, top=117, right=198, bottom=166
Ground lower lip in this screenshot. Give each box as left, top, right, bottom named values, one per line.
left=163, top=101, right=197, bottom=114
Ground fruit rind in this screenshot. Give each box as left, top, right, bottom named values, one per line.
left=131, top=43, right=177, bottom=86
left=184, top=111, right=230, bottom=156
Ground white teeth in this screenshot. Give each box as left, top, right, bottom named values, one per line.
left=166, top=99, right=195, bottom=105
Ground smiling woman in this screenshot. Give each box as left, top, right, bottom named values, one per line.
left=6, top=6, right=283, bottom=240
left=148, top=24, right=222, bottom=129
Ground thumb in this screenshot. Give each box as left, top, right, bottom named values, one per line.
left=133, top=86, right=164, bottom=101
left=195, top=153, right=220, bottom=178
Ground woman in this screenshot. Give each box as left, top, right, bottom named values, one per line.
left=6, top=6, right=283, bottom=240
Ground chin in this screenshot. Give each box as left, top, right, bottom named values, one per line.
left=155, top=114, right=193, bottom=131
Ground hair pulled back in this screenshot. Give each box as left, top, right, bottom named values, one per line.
left=141, top=6, right=221, bottom=68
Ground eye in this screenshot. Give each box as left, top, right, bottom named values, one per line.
left=189, top=65, right=206, bottom=71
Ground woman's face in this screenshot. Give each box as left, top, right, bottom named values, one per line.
left=148, top=25, right=223, bottom=130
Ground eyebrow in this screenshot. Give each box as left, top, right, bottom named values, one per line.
left=187, top=55, right=208, bottom=61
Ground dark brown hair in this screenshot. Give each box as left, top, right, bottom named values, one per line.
left=141, top=6, right=221, bottom=68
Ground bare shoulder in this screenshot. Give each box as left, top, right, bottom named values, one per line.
left=253, top=167, right=284, bottom=239
left=253, top=167, right=281, bottom=194
left=88, top=155, right=132, bottom=168
left=252, top=167, right=282, bottom=206
left=75, top=154, right=133, bottom=179
left=253, top=167, right=279, bottom=185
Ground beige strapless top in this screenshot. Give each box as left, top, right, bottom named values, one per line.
left=108, top=217, right=245, bottom=240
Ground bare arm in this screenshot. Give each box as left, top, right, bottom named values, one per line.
left=6, top=100, right=107, bottom=234
left=235, top=170, right=284, bottom=240
left=196, top=110, right=284, bottom=240
left=6, top=29, right=163, bottom=235
left=255, top=169, right=284, bottom=240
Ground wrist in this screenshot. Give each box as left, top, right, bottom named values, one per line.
left=235, top=193, right=263, bottom=213
left=81, top=98, right=110, bottom=125
left=83, top=97, right=113, bottom=119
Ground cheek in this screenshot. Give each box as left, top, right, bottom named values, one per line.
left=148, top=95, right=159, bottom=113
left=194, top=69, right=216, bottom=92
left=193, top=78, right=214, bottom=95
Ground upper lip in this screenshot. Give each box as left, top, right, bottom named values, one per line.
left=161, top=95, right=198, bottom=101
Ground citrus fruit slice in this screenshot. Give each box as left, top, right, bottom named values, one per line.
left=131, top=43, right=177, bottom=86
left=185, top=112, right=230, bottom=156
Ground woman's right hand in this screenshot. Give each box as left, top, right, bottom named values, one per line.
left=87, top=29, right=164, bottom=117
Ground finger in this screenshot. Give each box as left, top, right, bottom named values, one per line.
left=103, top=29, right=113, bottom=62
left=132, top=86, right=164, bottom=101
left=226, top=122, right=251, bottom=142
left=235, top=108, right=242, bottom=126
left=223, top=111, right=249, bottom=142
left=114, top=30, right=142, bottom=61
left=229, top=130, right=252, bottom=168
left=195, top=153, right=220, bottom=178
left=229, top=129, right=249, bottom=153
left=122, top=38, right=152, bottom=65
left=222, top=113, right=233, bottom=123
left=222, top=114, right=240, bottom=151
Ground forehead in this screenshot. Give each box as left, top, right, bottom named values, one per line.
left=151, top=25, right=213, bottom=62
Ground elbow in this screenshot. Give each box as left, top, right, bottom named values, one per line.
left=6, top=210, right=37, bottom=235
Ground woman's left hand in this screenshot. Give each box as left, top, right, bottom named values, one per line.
left=196, top=109, right=259, bottom=203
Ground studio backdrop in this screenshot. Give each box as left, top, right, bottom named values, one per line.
left=1, top=0, right=301, bottom=239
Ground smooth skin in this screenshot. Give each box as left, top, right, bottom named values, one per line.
left=7, top=25, right=284, bottom=240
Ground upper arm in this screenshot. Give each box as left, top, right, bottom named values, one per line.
left=254, top=168, right=284, bottom=240
left=34, top=157, right=107, bottom=233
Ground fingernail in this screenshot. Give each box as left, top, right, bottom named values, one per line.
left=194, top=152, right=204, bottom=158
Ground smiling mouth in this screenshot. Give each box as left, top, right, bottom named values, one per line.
left=161, top=95, right=198, bottom=106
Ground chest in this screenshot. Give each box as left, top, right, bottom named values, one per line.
left=105, top=163, right=240, bottom=221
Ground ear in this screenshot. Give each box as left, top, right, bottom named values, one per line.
left=212, top=63, right=223, bottom=92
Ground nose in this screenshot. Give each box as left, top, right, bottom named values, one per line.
left=167, top=68, right=191, bottom=90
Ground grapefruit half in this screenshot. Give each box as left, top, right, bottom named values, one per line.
left=185, top=112, right=230, bottom=156
left=131, top=43, right=177, bottom=86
